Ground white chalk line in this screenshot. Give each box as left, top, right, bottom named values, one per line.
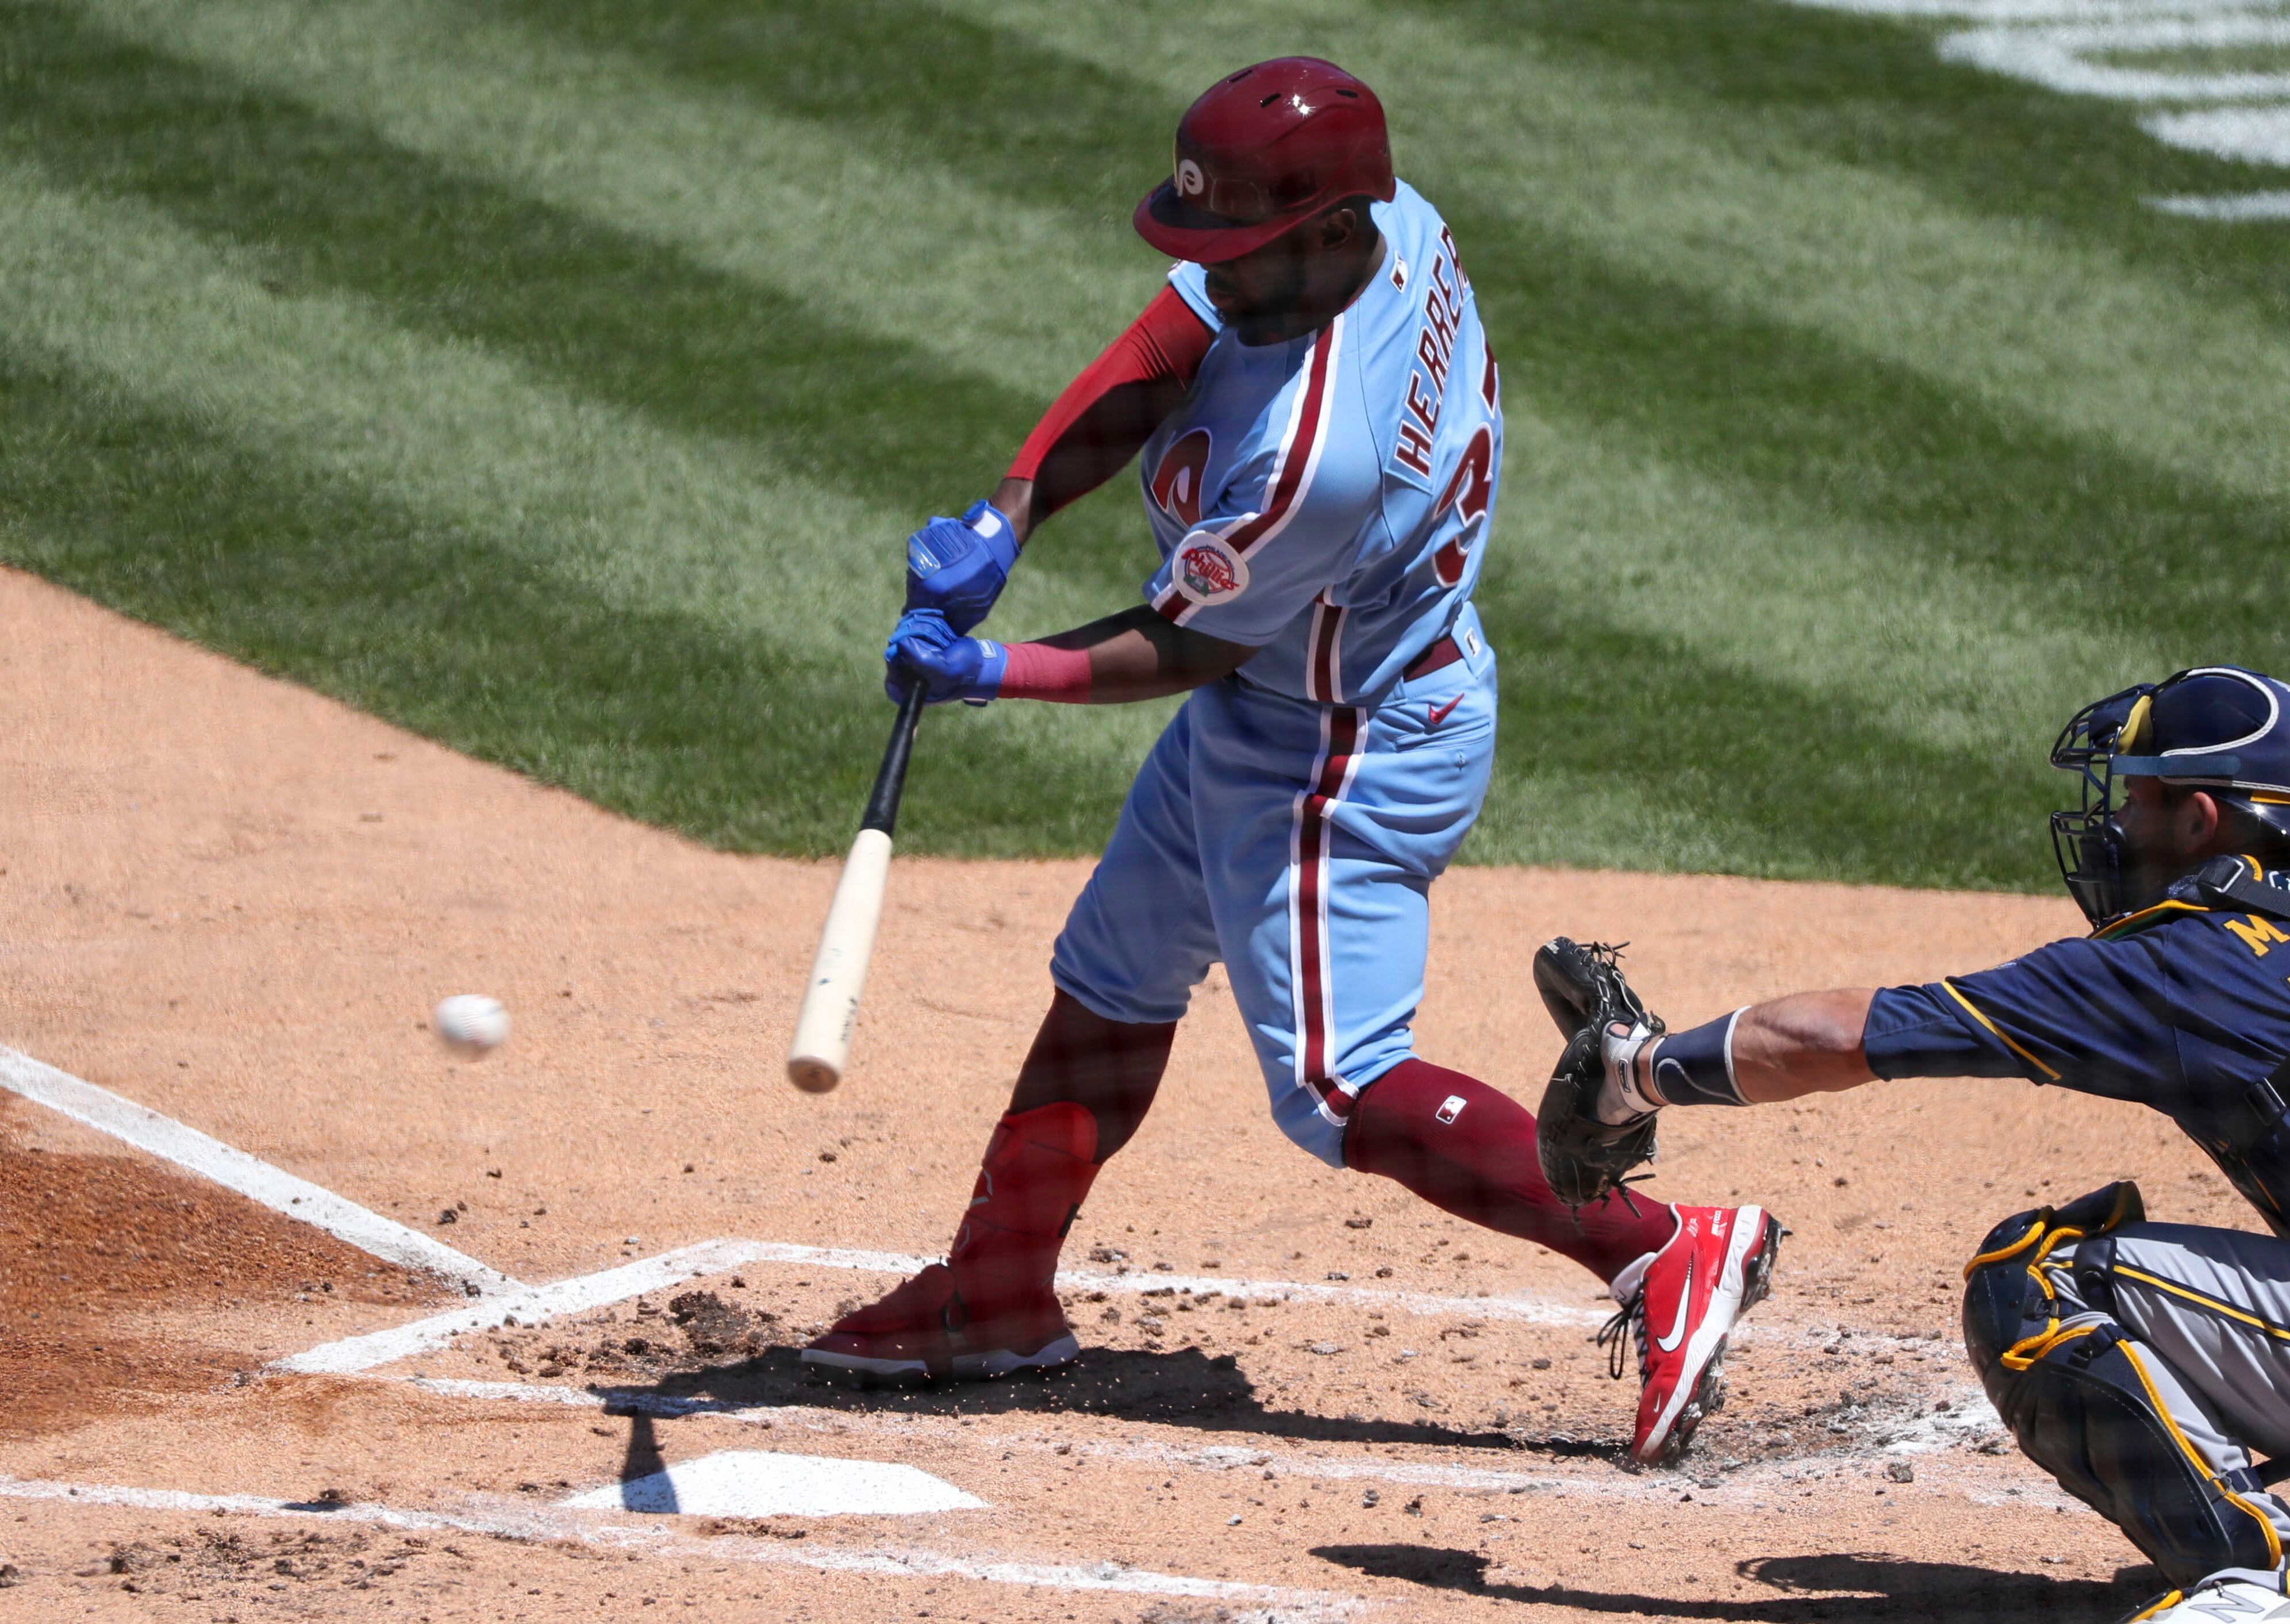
left=276, top=1237, right=1631, bottom=1375
left=0, top=1045, right=517, bottom=1295
left=1783, top=0, right=2290, bottom=214
left=1789, top=1, right=2289, bottom=18
left=0, top=1474, right=1361, bottom=1618
left=276, top=1239, right=778, bottom=1373
left=2149, top=189, right=2290, bottom=218
left=282, top=1230, right=1976, bottom=1377
left=395, top=1374, right=2019, bottom=1508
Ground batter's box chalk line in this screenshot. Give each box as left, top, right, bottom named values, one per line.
left=0, top=1045, right=516, bottom=1295
left=0, top=1040, right=1953, bottom=1411
left=0, top=1473, right=1361, bottom=1617
left=397, top=1373, right=2022, bottom=1510
left=276, top=1234, right=1635, bottom=1374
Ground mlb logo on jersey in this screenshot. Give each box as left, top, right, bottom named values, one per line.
left=1174, top=535, right=1249, bottom=604
left=1436, top=1094, right=1468, bottom=1124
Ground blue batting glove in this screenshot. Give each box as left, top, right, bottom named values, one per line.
left=904, top=500, right=1020, bottom=635
left=883, top=608, right=1008, bottom=706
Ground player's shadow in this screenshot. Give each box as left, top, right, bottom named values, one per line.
left=1311, top=1545, right=2162, bottom=1621
left=587, top=1341, right=1622, bottom=1462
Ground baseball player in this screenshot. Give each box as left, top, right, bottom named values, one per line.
left=800, top=56, right=1782, bottom=1467
left=1531, top=665, right=2290, bottom=1620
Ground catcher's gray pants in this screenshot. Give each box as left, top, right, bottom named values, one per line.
left=1965, top=1185, right=2290, bottom=1585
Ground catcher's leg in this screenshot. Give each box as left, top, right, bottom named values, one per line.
left=804, top=703, right=1213, bottom=1384
left=1964, top=1185, right=2290, bottom=1587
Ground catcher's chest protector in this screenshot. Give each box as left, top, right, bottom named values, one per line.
left=2107, top=859, right=2290, bottom=1238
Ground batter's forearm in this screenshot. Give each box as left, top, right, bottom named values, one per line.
left=990, top=477, right=1038, bottom=548
left=1007, top=606, right=1253, bottom=704
left=1726, top=990, right=1878, bottom=1102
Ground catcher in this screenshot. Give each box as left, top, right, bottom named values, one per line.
left=1534, top=665, right=2290, bottom=1623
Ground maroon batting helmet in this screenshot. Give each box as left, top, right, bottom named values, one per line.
left=1134, top=57, right=1396, bottom=264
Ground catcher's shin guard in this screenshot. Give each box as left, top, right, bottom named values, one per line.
left=1964, top=1183, right=2287, bottom=1585
left=802, top=1103, right=1096, bottom=1381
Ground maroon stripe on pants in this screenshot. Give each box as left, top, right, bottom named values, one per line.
left=1307, top=595, right=1345, bottom=703
left=1296, top=706, right=1361, bottom=1119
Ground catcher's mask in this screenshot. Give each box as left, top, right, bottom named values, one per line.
left=2051, top=665, right=2290, bottom=927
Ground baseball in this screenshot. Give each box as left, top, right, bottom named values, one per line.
left=433, top=994, right=509, bottom=1059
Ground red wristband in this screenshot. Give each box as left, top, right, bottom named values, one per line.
left=998, top=641, right=1093, bottom=703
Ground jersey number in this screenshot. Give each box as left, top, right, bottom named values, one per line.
left=1431, top=425, right=1493, bottom=587
left=1150, top=429, right=1213, bottom=527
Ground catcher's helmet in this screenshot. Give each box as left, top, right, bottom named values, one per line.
left=1134, top=57, right=1396, bottom=264
left=2051, top=665, right=2290, bottom=925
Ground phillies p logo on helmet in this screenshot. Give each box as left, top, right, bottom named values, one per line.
left=1176, top=157, right=1205, bottom=198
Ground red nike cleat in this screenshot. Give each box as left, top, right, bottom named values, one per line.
left=800, top=1262, right=1079, bottom=1384
left=1600, top=1205, right=1784, bottom=1466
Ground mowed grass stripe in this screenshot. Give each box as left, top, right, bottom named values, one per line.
left=1513, top=1, right=2290, bottom=327
left=21, top=0, right=2191, bottom=885
left=2, top=5, right=1064, bottom=582
left=0, top=160, right=1172, bottom=850
left=15, top=0, right=2274, bottom=885
left=0, top=156, right=884, bottom=650
left=944, top=0, right=2290, bottom=500
left=51, top=0, right=1173, bottom=620
left=0, top=349, right=888, bottom=848
left=1457, top=213, right=2290, bottom=663
left=68, top=0, right=1166, bottom=399
left=0, top=345, right=1151, bottom=851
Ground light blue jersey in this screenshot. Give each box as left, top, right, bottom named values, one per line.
left=1138, top=181, right=1501, bottom=705
left=1052, top=179, right=1506, bottom=1166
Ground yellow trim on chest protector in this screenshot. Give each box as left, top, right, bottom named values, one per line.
left=2095, top=899, right=2214, bottom=941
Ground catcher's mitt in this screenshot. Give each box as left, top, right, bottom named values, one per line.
left=1532, top=938, right=1663, bottom=1210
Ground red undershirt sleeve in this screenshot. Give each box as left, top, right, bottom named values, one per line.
left=1007, top=285, right=1215, bottom=525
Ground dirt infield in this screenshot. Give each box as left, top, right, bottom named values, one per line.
left=0, top=564, right=2254, bottom=1621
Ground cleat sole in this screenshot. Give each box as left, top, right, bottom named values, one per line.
left=800, top=1332, right=1079, bottom=1387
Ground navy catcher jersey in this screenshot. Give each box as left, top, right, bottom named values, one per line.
left=1865, top=857, right=2290, bottom=1231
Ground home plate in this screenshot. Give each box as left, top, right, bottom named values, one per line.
left=561, top=1450, right=987, bottom=1516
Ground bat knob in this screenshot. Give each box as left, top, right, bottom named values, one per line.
left=786, top=1055, right=842, bottom=1095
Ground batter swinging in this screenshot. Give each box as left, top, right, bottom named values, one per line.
left=802, top=56, right=1781, bottom=1466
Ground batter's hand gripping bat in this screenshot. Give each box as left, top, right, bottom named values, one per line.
left=786, top=681, right=927, bottom=1093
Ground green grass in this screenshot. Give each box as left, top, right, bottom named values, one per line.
left=3, top=0, right=2287, bottom=887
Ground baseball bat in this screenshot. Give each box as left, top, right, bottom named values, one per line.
left=786, top=681, right=928, bottom=1093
